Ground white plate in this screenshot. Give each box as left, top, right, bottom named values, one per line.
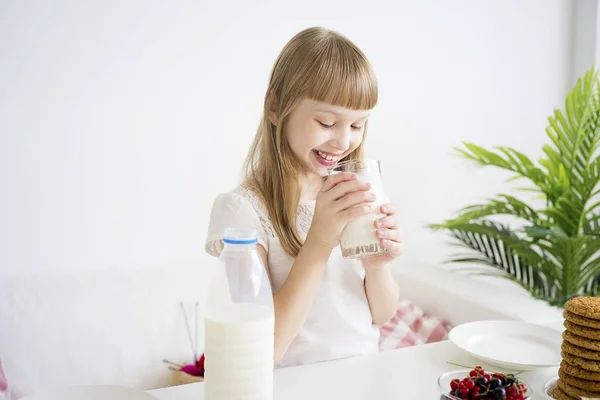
left=448, top=320, right=562, bottom=370
left=21, top=385, right=159, bottom=400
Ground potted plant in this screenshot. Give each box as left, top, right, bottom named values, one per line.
left=429, top=65, right=600, bottom=307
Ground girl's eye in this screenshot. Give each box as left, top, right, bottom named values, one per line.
left=317, top=120, right=363, bottom=130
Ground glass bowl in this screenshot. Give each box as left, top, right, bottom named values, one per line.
left=541, top=376, right=558, bottom=399
left=438, top=369, right=533, bottom=400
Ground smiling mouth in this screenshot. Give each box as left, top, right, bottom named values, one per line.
left=312, top=150, right=343, bottom=167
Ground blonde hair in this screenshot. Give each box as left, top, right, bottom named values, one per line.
left=243, top=27, right=378, bottom=257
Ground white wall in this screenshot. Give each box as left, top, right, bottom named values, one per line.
left=571, top=0, right=597, bottom=86
left=0, top=0, right=576, bottom=279
left=596, top=0, right=600, bottom=67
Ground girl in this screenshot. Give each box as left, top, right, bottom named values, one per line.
left=205, top=27, right=402, bottom=367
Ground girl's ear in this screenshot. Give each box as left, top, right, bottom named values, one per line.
left=266, top=91, right=278, bottom=126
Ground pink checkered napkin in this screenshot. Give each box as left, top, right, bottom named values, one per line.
left=378, top=300, right=453, bottom=350
left=0, top=358, right=10, bottom=400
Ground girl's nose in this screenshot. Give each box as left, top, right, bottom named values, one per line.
left=332, top=127, right=351, bottom=151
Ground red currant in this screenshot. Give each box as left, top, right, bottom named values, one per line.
left=484, top=374, right=491, bottom=381
left=450, top=379, right=460, bottom=390
left=469, top=370, right=478, bottom=377
left=460, top=388, right=469, bottom=397
left=506, top=386, right=517, bottom=397
left=465, top=380, right=475, bottom=390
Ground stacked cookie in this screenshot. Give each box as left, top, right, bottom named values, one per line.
left=553, top=296, right=600, bottom=400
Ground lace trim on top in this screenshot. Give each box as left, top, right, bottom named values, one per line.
left=235, top=186, right=314, bottom=239
left=296, top=201, right=314, bottom=238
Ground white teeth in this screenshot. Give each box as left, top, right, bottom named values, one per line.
left=316, top=151, right=339, bottom=162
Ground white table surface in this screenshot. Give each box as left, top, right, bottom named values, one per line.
left=148, top=339, right=561, bottom=400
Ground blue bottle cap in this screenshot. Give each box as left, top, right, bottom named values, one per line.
left=223, top=228, right=258, bottom=245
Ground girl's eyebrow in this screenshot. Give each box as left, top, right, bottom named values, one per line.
left=314, top=109, right=371, bottom=120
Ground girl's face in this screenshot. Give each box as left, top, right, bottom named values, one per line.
left=284, top=99, right=371, bottom=177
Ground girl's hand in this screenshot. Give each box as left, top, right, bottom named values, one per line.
left=307, top=172, right=376, bottom=250
left=362, top=203, right=403, bottom=268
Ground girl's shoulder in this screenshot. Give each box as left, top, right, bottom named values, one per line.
left=205, top=186, right=275, bottom=256
left=208, top=185, right=268, bottom=217
left=232, top=186, right=315, bottom=239
left=232, top=185, right=269, bottom=216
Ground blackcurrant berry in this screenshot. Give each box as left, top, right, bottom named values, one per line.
left=490, top=378, right=502, bottom=389
left=475, top=376, right=488, bottom=386
left=505, top=374, right=516, bottom=383
left=492, top=387, right=506, bottom=400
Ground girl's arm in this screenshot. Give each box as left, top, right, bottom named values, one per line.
left=257, top=238, right=332, bottom=364
left=364, top=264, right=400, bottom=325
left=262, top=172, right=375, bottom=365
left=361, top=202, right=403, bottom=325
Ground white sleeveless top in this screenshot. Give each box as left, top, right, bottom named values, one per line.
left=204, top=186, right=380, bottom=368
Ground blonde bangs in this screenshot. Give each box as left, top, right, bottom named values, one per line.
left=303, top=39, right=378, bottom=110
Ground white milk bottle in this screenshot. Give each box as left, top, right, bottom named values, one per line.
left=204, top=228, right=275, bottom=400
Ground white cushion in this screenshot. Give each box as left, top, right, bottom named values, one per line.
left=0, top=267, right=211, bottom=398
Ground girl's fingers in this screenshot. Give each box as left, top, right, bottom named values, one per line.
left=339, top=203, right=374, bottom=222
left=338, top=191, right=376, bottom=211
left=376, top=228, right=400, bottom=242
left=375, top=216, right=396, bottom=229
left=321, top=172, right=357, bottom=192
left=380, top=203, right=396, bottom=215
left=381, top=238, right=403, bottom=256
left=328, top=179, right=371, bottom=201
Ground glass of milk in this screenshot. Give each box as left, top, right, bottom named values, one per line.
left=328, top=159, right=389, bottom=259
